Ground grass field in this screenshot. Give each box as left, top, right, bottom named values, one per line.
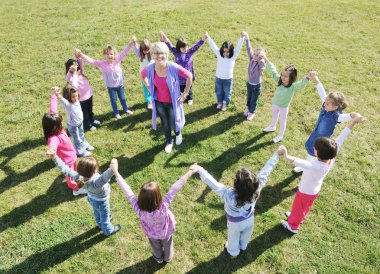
left=0, top=0, right=379, bottom=273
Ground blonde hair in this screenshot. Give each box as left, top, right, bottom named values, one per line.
left=150, top=42, right=169, bottom=61
left=76, top=156, right=99, bottom=188
left=103, top=44, right=118, bottom=55
left=327, top=92, right=347, bottom=110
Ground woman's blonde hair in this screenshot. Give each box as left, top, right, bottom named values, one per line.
left=150, top=42, right=169, bottom=61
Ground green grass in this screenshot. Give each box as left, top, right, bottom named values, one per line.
left=0, top=0, right=379, bottom=273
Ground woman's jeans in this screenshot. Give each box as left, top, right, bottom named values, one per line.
left=155, top=101, right=180, bottom=144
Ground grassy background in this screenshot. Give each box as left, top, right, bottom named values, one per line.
left=0, top=0, right=379, bottom=273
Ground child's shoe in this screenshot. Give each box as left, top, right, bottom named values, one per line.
left=246, top=112, right=255, bottom=121
left=89, top=125, right=97, bottom=131
left=243, top=109, right=249, bottom=117
left=154, top=258, right=164, bottom=264
left=115, top=114, right=122, bottom=119
left=175, top=134, right=183, bottom=145
left=107, top=224, right=121, bottom=236
left=224, top=242, right=237, bottom=258
left=80, top=151, right=92, bottom=157
left=147, top=102, right=153, bottom=109
left=285, top=211, right=304, bottom=224
left=280, top=220, right=299, bottom=234
left=216, top=103, right=222, bottom=110
left=263, top=125, right=276, bottom=132
left=221, top=103, right=227, bottom=112
left=164, top=143, right=173, bottom=154
left=273, top=135, right=283, bottom=143
left=125, top=109, right=133, bottom=115
left=87, top=145, right=95, bottom=151
left=292, top=166, right=303, bottom=174
left=73, top=187, right=87, bottom=196
left=92, top=120, right=101, bottom=126
left=188, top=99, right=193, bottom=105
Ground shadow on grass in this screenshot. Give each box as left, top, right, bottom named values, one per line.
left=6, top=227, right=105, bottom=274
left=186, top=224, right=293, bottom=274
left=116, top=256, right=166, bottom=274
left=0, top=176, right=79, bottom=234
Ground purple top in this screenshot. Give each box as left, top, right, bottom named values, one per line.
left=165, top=39, right=204, bottom=85
left=246, top=39, right=265, bottom=85
left=116, top=175, right=187, bottom=239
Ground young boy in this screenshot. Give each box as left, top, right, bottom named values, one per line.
left=277, top=115, right=366, bottom=233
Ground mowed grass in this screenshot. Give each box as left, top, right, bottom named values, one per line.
left=0, top=0, right=379, bottom=273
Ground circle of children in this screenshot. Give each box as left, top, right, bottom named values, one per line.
left=42, top=30, right=366, bottom=262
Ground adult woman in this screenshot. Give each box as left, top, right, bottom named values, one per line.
left=141, top=42, right=193, bottom=153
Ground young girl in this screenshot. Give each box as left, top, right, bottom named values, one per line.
left=293, top=72, right=360, bottom=172
left=278, top=115, right=366, bottom=233
left=262, top=54, right=310, bottom=143
left=205, top=31, right=245, bottom=111
left=55, top=85, right=94, bottom=157
left=65, top=56, right=100, bottom=131
left=132, top=36, right=153, bottom=109
left=42, top=87, right=86, bottom=196
left=190, top=151, right=279, bottom=257
left=46, top=149, right=121, bottom=237
left=110, top=159, right=196, bottom=263
left=76, top=38, right=135, bottom=119
left=160, top=31, right=206, bottom=105
left=242, top=32, right=266, bottom=121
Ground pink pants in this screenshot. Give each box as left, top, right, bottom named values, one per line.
left=288, top=190, right=319, bottom=230
left=269, top=104, right=289, bottom=137
left=66, top=162, right=78, bottom=191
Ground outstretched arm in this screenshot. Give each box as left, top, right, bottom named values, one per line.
left=187, top=38, right=205, bottom=55
left=257, top=152, right=279, bottom=190
left=206, top=33, right=220, bottom=57
left=194, top=164, right=229, bottom=201
left=230, top=33, right=245, bottom=61
left=49, top=87, right=60, bottom=114
left=46, top=149, right=80, bottom=180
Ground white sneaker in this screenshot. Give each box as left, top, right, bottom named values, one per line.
left=80, top=151, right=92, bottom=157
left=221, top=104, right=227, bottom=112
left=246, top=112, right=255, bottom=121
left=188, top=99, right=193, bottom=105
left=89, top=126, right=97, bottom=131
left=292, top=166, right=303, bottom=173
left=273, top=135, right=283, bottom=143
left=115, top=114, right=122, bottom=119
left=147, top=102, right=153, bottom=109
left=87, top=145, right=95, bottom=151
left=263, top=125, right=276, bottom=132
left=243, top=109, right=249, bottom=117
left=216, top=103, right=222, bottom=109
left=92, top=120, right=101, bottom=126
left=164, top=143, right=173, bottom=154
left=280, top=220, right=299, bottom=234
left=73, top=188, right=87, bottom=196
left=175, top=134, right=183, bottom=145
left=285, top=211, right=304, bottom=224
left=125, top=109, right=133, bottom=114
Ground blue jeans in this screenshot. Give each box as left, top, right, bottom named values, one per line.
left=107, top=85, right=128, bottom=115
left=155, top=101, right=180, bottom=144
left=67, top=123, right=89, bottom=156
left=215, top=77, right=233, bottom=104
left=246, top=82, right=262, bottom=113
left=87, top=196, right=114, bottom=236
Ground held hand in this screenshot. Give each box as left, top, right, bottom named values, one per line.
left=178, top=93, right=187, bottom=103
left=353, top=115, right=366, bottom=124
left=203, top=31, right=209, bottom=40
left=110, top=159, right=119, bottom=174
left=131, top=36, right=137, bottom=43
left=74, top=48, right=82, bottom=57
left=189, top=163, right=201, bottom=174
left=277, top=145, right=287, bottom=157
left=350, top=112, right=361, bottom=119
left=51, top=86, right=60, bottom=96
left=241, top=31, right=248, bottom=38
left=46, top=148, right=57, bottom=159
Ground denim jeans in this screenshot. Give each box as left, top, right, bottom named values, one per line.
left=215, top=77, right=233, bottom=104
left=180, top=84, right=193, bottom=100
left=155, top=101, right=180, bottom=144
left=80, top=96, right=94, bottom=129
left=67, top=123, right=89, bottom=156
left=87, top=196, right=114, bottom=236
left=107, top=85, right=128, bottom=115
left=246, top=82, right=262, bottom=113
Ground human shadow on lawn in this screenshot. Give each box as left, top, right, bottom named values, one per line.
left=7, top=227, right=105, bottom=274
left=115, top=256, right=166, bottom=274
left=186, top=224, right=292, bottom=274
left=0, top=176, right=80, bottom=234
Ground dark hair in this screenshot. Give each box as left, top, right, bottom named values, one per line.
left=76, top=156, right=99, bottom=188
left=278, top=64, right=298, bottom=87
left=314, top=137, right=337, bottom=160
left=65, top=59, right=80, bottom=75
left=219, top=41, right=234, bottom=59
left=63, top=84, right=79, bottom=103
left=42, top=113, right=63, bottom=140
left=139, top=39, right=152, bottom=62
left=176, top=37, right=188, bottom=52
left=234, top=168, right=259, bottom=207
left=138, top=181, right=162, bottom=212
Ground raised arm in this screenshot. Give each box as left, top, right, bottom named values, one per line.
left=46, top=149, right=80, bottom=180
left=49, top=87, right=59, bottom=114
left=311, top=74, right=327, bottom=103
left=265, top=60, right=280, bottom=83
left=257, top=152, right=279, bottom=191
left=206, top=34, right=220, bottom=57
left=75, top=48, right=103, bottom=68
left=115, top=44, right=132, bottom=63
left=245, top=34, right=253, bottom=60
left=230, top=34, right=244, bottom=61
left=291, top=76, right=309, bottom=92
left=196, top=166, right=229, bottom=201
left=336, top=115, right=366, bottom=151
left=187, top=38, right=205, bottom=55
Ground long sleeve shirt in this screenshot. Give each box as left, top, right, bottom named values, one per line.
left=82, top=45, right=131, bottom=88
left=65, top=57, right=94, bottom=101
left=115, top=175, right=187, bottom=239
left=59, top=97, right=83, bottom=127
left=246, top=39, right=266, bottom=85
left=133, top=45, right=152, bottom=72
left=207, top=36, right=244, bottom=79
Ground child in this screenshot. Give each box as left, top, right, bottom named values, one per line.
left=262, top=54, right=310, bottom=143
left=278, top=115, right=366, bottom=233
left=241, top=32, right=266, bottom=121
left=46, top=149, right=121, bottom=237
left=76, top=38, right=135, bottom=119
left=160, top=31, right=206, bottom=105
left=66, top=56, right=101, bottom=131
left=293, top=72, right=360, bottom=172
left=132, top=36, right=153, bottom=109
left=205, top=31, right=245, bottom=111
left=110, top=159, right=196, bottom=263
left=190, top=152, right=280, bottom=257
left=42, top=87, right=86, bottom=196
left=55, top=85, right=94, bottom=157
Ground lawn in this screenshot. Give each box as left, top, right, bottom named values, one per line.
left=0, top=0, right=379, bottom=273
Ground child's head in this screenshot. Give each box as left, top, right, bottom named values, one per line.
left=65, top=59, right=80, bottom=75
left=176, top=37, right=189, bottom=53
left=137, top=181, right=162, bottom=212
left=314, top=137, right=337, bottom=161
left=219, top=41, right=234, bottom=58
left=63, top=84, right=79, bottom=103
left=325, top=92, right=347, bottom=112
left=252, top=48, right=265, bottom=62
left=103, top=45, right=117, bottom=63
left=278, top=64, right=298, bottom=87
left=139, top=39, right=151, bottom=62
left=76, top=156, right=99, bottom=188
left=42, top=113, right=63, bottom=140
left=234, top=168, right=260, bottom=206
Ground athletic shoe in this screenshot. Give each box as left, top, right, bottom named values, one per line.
left=125, top=109, right=133, bottom=114
left=175, top=134, right=183, bottom=145
left=216, top=103, right=222, bottom=109
left=92, top=120, right=101, bottom=126
left=89, top=126, right=97, bottom=131
left=115, top=114, right=122, bottom=119
left=221, top=104, right=227, bottom=112
left=263, top=126, right=276, bottom=132
left=87, top=145, right=95, bottom=151
left=273, top=135, right=283, bottom=143
left=107, top=224, right=121, bottom=236
left=285, top=212, right=304, bottom=224
left=247, top=112, right=255, bottom=121
left=243, top=109, right=249, bottom=117
left=147, top=102, right=153, bottom=109
left=280, top=220, right=299, bottom=234
left=188, top=99, right=193, bottom=105
left=164, top=143, right=173, bottom=154
left=73, top=187, right=87, bottom=196
left=292, top=166, right=303, bottom=173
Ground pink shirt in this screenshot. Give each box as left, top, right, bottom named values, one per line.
left=141, top=66, right=191, bottom=103
left=66, top=58, right=93, bottom=101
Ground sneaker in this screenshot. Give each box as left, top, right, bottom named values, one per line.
left=188, top=99, right=193, bottom=105
left=221, top=104, right=227, bottom=112
left=107, top=224, right=121, bottom=236
left=285, top=212, right=304, bottom=224
left=224, top=242, right=237, bottom=258
left=87, top=145, right=95, bottom=151
left=164, top=259, right=172, bottom=263
left=73, top=187, right=87, bottom=196
left=247, top=112, right=255, bottom=121
left=292, top=166, right=303, bottom=173
left=273, top=135, right=283, bottom=143
left=216, top=103, right=222, bottom=110
left=243, top=109, right=249, bottom=117
left=147, top=102, right=153, bottom=109
left=164, top=143, right=173, bottom=154
left=115, top=114, right=122, bottom=119
left=263, top=125, right=276, bottom=132
left=79, top=151, right=92, bottom=157
left=125, top=109, right=133, bottom=114
left=89, top=126, right=97, bottom=131
left=175, top=134, right=183, bottom=145
left=280, top=220, right=299, bottom=234
left=92, top=120, right=101, bottom=126
left=154, top=258, right=164, bottom=264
